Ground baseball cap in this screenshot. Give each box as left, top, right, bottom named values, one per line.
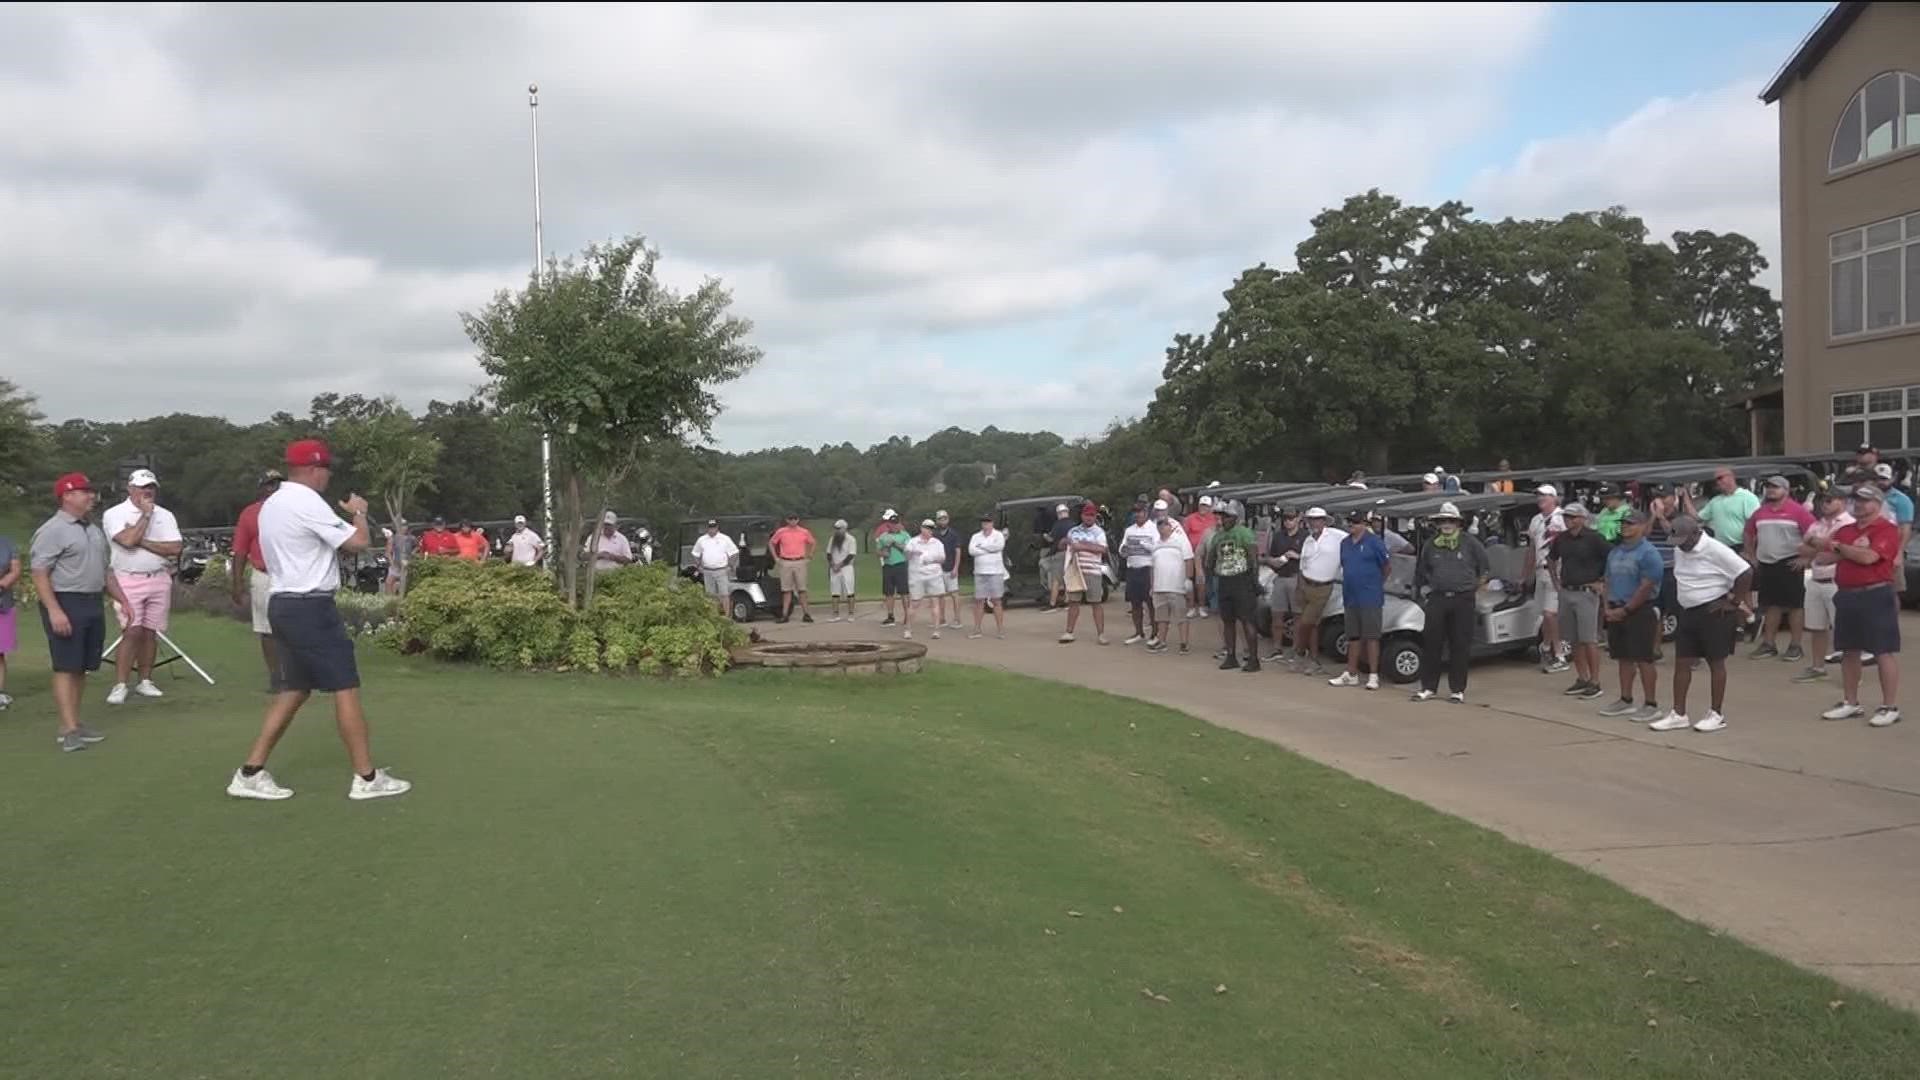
left=602, top=510, right=618, bottom=525
left=1535, top=484, right=1558, bottom=497
left=1305, top=506, right=1328, bottom=519
left=1080, top=502, right=1099, bottom=517
left=433, top=515, right=446, bottom=525
left=705, top=518, right=719, bottom=527
left=1198, top=494, right=1214, bottom=507
left=1152, top=498, right=1168, bottom=510
left=920, top=517, right=936, bottom=528
left=1563, top=502, right=1589, bottom=517
left=285, top=438, right=332, bottom=467
left=1854, top=484, right=1884, bottom=502
left=514, top=514, right=528, bottom=525
left=1053, top=503, right=1068, bottom=514
left=1874, top=463, right=1894, bottom=480
left=883, top=508, right=899, bottom=520
left=1597, top=483, right=1620, bottom=498
left=1764, top=474, right=1791, bottom=490
left=1669, top=515, right=1702, bottom=541
left=52, top=472, right=92, bottom=498
left=832, top=518, right=848, bottom=528
left=1433, top=501, right=1462, bottom=520
left=1421, top=472, right=1439, bottom=484
left=1220, top=500, right=1242, bottom=518
left=1345, top=508, right=1370, bottom=522
left=1623, top=509, right=1650, bottom=525
left=979, top=510, right=993, bottom=521
left=1857, top=443, right=1876, bottom=454
left=257, top=469, right=284, bottom=487
left=127, top=468, right=159, bottom=488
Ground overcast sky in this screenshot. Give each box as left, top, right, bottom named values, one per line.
left=0, top=2, right=1828, bottom=450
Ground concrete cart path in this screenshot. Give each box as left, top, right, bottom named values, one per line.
left=769, top=602, right=1920, bottom=1010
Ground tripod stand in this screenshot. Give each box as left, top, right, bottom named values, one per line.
left=103, top=628, right=217, bottom=686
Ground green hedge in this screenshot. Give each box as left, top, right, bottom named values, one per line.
left=390, top=559, right=745, bottom=675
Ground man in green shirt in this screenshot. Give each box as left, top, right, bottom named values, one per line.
left=1684, top=467, right=1761, bottom=546
left=1593, top=486, right=1630, bottom=543
left=874, top=513, right=912, bottom=627
left=1207, top=501, right=1262, bottom=672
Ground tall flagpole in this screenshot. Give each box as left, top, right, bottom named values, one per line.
left=529, top=82, right=554, bottom=556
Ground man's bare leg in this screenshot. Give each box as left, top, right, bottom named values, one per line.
left=52, top=672, right=82, bottom=734
left=1672, top=660, right=1694, bottom=716
left=1364, top=640, right=1380, bottom=678
left=139, top=630, right=159, bottom=682
left=257, top=635, right=281, bottom=690
left=1787, top=608, right=1804, bottom=652
left=244, top=690, right=311, bottom=767
left=1089, top=602, right=1106, bottom=636
left=1875, top=654, right=1901, bottom=709
left=1064, top=600, right=1080, bottom=635
left=1707, top=658, right=1729, bottom=713
left=114, top=626, right=141, bottom=686
left=333, top=688, right=374, bottom=776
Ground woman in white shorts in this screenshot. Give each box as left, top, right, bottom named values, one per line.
left=969, top=511, right=1008, bottom=639
left=903, top=520, right=948, bottom=639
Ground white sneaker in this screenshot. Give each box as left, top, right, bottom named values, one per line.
left=1328, top=672, right=1360, bottom=687
left=349, top=768, right=412, bottom=801
left=1364, top=674, right=1380, bottom=691
left=1058, top=632, right=1076, bottom=644
left=1410, top=689, right=1435, bottom=702
left=1693, top=711, right=1727, bottom=733
left=1145, top=637, right=1160, bottom=649
left=1648, top=711, right=1691, bottom=732
left=226, top=768, right=293, bottom=801
left=1185, top=607, right=1200, bottom=619
left=968, top=632, right=982, bottom=640
left=1821, top=702, right=1865, bottom=721
left=1447, top=692, right=1465, bottom=705
left=950, top=621, right=965, bottom=630
left=105, top=683, right=128, bottom=706
left=134, top=679, right=164, bottom=698
left=1096, top=635, right=1110, bottom=646
left=930, top=630, right=941, bottom=640
left=903, top=629, right=913, bottom=640
left=1869, top=706, right=1902, bottom=728
left=1123, top=635, right=1145, bottom=646
left=828, top=615, right=843, bottom=623
left=1197, top=610, right=1211, bottom=619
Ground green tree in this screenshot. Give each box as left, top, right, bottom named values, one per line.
left=462, top=236, right=761, bottom=608
left=333, top=403, right=442, bottom=594
left=0, top=378, right=49, bottom=498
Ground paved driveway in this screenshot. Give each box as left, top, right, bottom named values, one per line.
left=770, top=602, right=1920, bottom=1010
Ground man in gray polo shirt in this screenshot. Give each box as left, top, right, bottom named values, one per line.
left=30, top=472, right=128, bottom=752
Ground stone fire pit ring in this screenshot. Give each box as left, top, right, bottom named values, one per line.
left=728, top=640, right=927, bottom=676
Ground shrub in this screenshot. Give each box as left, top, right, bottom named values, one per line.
left=391, top=560, right=743, bottom=674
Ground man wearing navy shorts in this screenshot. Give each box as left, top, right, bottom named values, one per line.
left=30, top=472, right=128, bottom=752
left=226, top=439, right=412, bottom=801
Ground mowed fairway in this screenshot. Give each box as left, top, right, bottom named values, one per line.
left=1, top=615, right=1915, bottom=1078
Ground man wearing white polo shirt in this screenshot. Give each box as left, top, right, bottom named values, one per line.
left=101, top=469, right=182, bottom=704
left=507, top=514, right=546, bottom=567
left=226, top=439, right=410, bottom=802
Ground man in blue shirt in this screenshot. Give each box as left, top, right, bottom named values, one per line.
left=1328, top=509, right=1391, bottom=691
left=1597, top=511, right=1666, bottom=722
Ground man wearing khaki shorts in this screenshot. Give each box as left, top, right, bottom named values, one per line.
left=769, top=513, right=816, bottom=625
left=1292, top=507, right=1339, bottom=675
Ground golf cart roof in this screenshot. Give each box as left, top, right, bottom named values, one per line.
left=993, top=495, right=1089, bottom=512
left=1368, top=490, right=1540, bottom=517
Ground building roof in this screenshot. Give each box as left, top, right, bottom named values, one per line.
left=1760, top=2, right=1868, bottom=104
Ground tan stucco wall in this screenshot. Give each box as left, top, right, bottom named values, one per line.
left=1776, top=2, right=1920, bottom=453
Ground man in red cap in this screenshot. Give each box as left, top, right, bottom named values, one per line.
left=29, top=473, right=128, bottom=751
left=226, top=440, right=411, bottom=801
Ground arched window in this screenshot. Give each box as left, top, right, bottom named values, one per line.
left=1831, top=72, right=1920, bottom=172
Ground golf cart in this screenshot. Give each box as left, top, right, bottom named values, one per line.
left=1285, top=491, right=1547, bottom=684
left=991, top=495, right=1119, bottom=606
left=676, top=515, right=784, bottom=622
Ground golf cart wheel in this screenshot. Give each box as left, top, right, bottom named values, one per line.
left=1323, top=619, right=1349, bottom=662
left=730, top=593, right=754, bottom=623
left=1659, top=610, right=1678, bottom=641
left=1382, top=637, right=1423, bottom=684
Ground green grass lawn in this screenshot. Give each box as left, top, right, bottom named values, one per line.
left=2, top=614, right=1915, bottom=1078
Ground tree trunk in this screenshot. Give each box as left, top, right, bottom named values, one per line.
left=560, top=470, right=584, bottom=609
left=385, top=494, right=409, bottom=598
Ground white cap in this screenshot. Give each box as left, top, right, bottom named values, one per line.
left=637, top=528, right=650, bottom=539
left=1347, top=480, right=1367, bottom=489
left=514, top=514, right=528, bottom=525
left=1054, top=503, right=1068, bottom=514
left=1434, top=501, right=1462, bottom=520
left=1305, top=506, right=1328, bottom=518
left=1199, top=494, right=1214, bottom=507
left=127, top=469, right=158, bottom=487
left=833, top=518, right=848, bottom=528
left=1536, top=484, right=1558, bottom=497
left=602, top=510, right=618, bottom=525
left=1433, top=466, right=1447, bottom=474
left=1152, top=498, right=1168, bottom=510
left=883, top=508, right=899, bottom=520
left=1421, top=472, right=1439, bottom=484
left=1874, top=463, right=1894, bottom=479
left=920, top=518, right=936, bottom=528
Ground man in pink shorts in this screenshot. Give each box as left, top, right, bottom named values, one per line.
left=101, top=469, right=183, bottom=705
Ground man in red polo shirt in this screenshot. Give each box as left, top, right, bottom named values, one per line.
left=769, top=512, right=816, bottom=624
left=229, top=469, right=285, bottom=691
left=417, top=517, right=459, bottom=557
left=1817, top=484, right=1902, bottom=728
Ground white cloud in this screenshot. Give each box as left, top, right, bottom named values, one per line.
left=0, top=3, right=1556, bottom=449
left=1465, top=79, right=1782, bottom=281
